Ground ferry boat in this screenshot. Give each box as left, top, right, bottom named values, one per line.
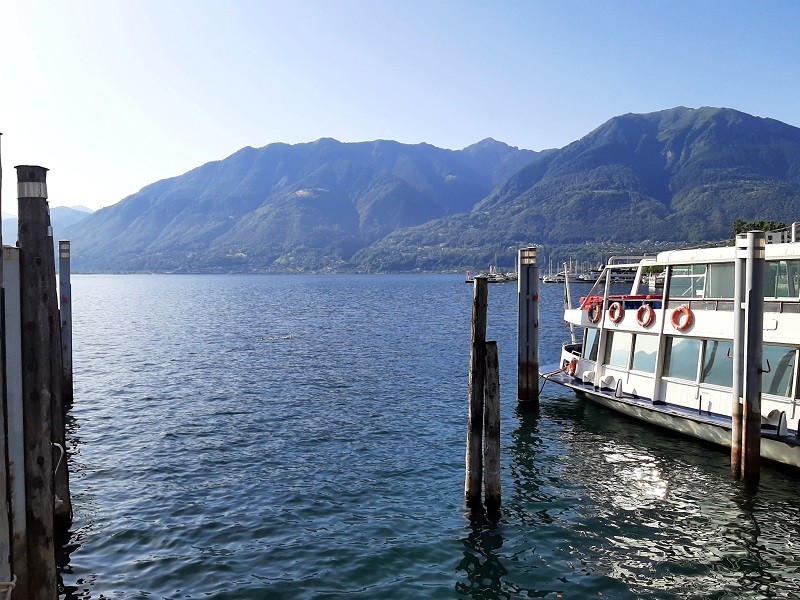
left=541, top=227, right=800, bottom=469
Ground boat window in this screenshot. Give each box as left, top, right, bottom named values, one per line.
left=583, top=328, right=600, bottom=361
left=631, top=334, right=659, bottom=373
left=705, top=263, right=735, bottom=299
left=669, top=265, right=706, bottom=298
left=764, top=260, right=800, bottom=299
left=664, top=337, right=701, bottom=381
left=761, top=345, right=796, bottom=397
left=701, top=340, right=733, bottom=387
left=604, top=331, right=633, bottom=369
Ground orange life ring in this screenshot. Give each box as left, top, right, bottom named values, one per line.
left=608, top=301, right=624, bottom=324
left=588, top=303, right=602, bottom=324
left=568, top=358, right=578, bottom=376
left=636, top=304, right=655, bottom=328
left=671, top=305, right=694, bottom=332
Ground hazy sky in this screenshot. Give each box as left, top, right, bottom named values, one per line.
left=1, top=0, right=799, bottom=213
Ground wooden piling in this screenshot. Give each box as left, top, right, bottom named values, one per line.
left=741, top=231, right=765, bottom=484
left=59, top=241, right=73, bottom=407
left=16, top=165, right=57, bottom=600
left=465, top=276, right=488, bottom=507
left=517, top=247, right=540, bottom=403
left=483, top=341, right=501, bottom=512
left=46, top=224, right=71, bottom=530
left=4, top=247, right=29, bottom=599
left=0, top=133, right=11, bottom=586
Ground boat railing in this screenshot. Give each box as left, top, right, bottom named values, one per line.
left=578, top=293, right=663, bottom=310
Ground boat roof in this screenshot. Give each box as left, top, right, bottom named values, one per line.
left=647, top=224, right=800, bottom=265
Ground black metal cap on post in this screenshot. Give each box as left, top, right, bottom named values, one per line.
left=15, top=165, right=48, bottom=199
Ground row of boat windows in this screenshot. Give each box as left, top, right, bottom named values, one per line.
left=583, top=328, right=797, bottom=398
left=668, top=261, right=800, bottom=299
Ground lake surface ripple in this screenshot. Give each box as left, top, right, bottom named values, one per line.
left=60, top=275, right=800, bottom=599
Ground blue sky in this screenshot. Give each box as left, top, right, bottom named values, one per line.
left=1, top=0, right=799, bottom=212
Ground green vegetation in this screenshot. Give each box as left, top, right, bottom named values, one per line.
left=731, top=219, right=788, bottom=236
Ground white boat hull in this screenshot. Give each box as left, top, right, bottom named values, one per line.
left=543, top=367, right=800, bottom=470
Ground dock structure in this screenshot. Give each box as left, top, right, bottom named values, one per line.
left=0, top=163, right=75, bottom=599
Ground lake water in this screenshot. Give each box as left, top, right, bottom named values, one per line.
left=60, top=275, right=800, bottom=599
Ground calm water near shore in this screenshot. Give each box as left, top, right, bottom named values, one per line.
left=61, top=274, right=800, bottom=599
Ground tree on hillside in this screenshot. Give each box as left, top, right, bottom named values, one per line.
left=732, top=219, right=787, bottom=236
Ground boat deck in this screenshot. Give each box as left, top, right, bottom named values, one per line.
left=540, top=363, right=800, bottom=448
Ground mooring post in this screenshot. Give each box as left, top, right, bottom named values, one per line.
left=59, top=241, right=73, bottom=407
left=483, top=341, right=501, bottom=512
left=45, top=224, right=71, bottom=531
left=465, top=276, right=488, bottom=507
left=517, top=246, right=539, bottom=403
left=731, top=234, right=746, bottom=477
left=741, top=231, right=765, bottom=484
left=4, top=247, right=29, bottom=599
left=0, top=133, right=12, bottom=586
left=16, top=165, right=57, bottom=600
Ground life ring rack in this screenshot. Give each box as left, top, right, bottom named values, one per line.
left=636, top=304, right=655, bottom=328
left=671, top=305, right=694, bottom=332
left=608, top=301, right=624, bottom=324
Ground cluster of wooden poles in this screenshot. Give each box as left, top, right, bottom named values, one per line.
left=0, top=156, right=75, bottom=599
left=464, top=247, right=541, bottom=512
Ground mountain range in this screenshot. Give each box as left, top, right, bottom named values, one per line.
left=2, top=206, right=93, bottom=249
left=64, top=106, right=800, bottom=273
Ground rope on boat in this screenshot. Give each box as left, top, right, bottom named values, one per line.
left=539, top=365, right=566, bottom=378
left=0, top=576, right=16, bottom=600
left=538, top=365, right=566, bottom=395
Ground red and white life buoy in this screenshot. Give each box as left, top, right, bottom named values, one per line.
left=608, top=301, right=624, bottom=324
left=588, top=303, right=602, bottom=324
left=671, top=305, right=694, bottom=332
left=636, top=304, right=655, bottom=328
left=568, top=358, right=578, bottom=376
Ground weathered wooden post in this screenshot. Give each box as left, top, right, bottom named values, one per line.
left=46, top=225, right=71, bottom=530
left=483, top=341, right=501, bottom=512
left=741, top=231, right=765, bottom=483
left=16, top=165, right=57, bottom=600
left=0, top=133, right=12, bottom=588
left=731, top=234, right=746, bottom=477
left=517, top=246, right=539, bottom=403
left=59, top=241, right=73, bottom=407
left=465, top=276, right=488, bottom=507
left=4, top=247, right=29, bottom=599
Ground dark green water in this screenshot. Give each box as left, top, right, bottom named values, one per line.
left=60, top=275, right=800, bottom=599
